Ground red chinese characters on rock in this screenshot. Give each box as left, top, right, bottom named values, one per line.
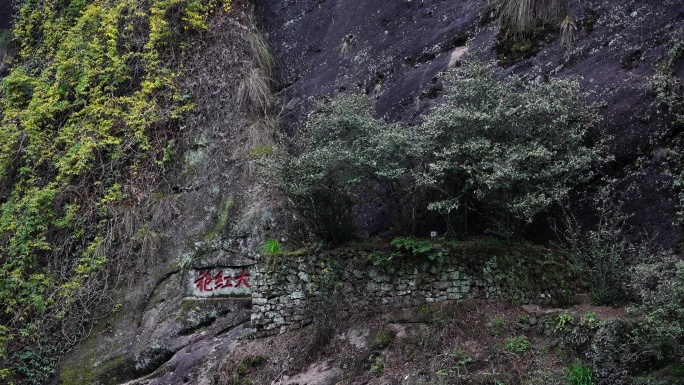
left=194, top=268, right=251, bottom=293
left=194, top=271, right=213, bottom=292
left=235, top=268, right=251, bottom=289
left=214, top=270, right=231, bottom=289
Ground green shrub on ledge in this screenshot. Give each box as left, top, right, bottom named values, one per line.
left=266, top=94, right=430, bottom=243
left=268, top=61, right=605, bottom=241
left=423, top=62, right=605, bottom=238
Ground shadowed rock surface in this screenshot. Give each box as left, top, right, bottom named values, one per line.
left=0, top=2, right=13, bottom=30
left=256, top=0, right=489, bottom=123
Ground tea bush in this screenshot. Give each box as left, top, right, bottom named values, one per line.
left=630, top=253, right=684, bottom=364
left=652, top=27, right=684, bottom=127
left=423, top=62, right=605, bottom=238
left=654, top=28, right=684, bottom=223
left=556, top=188, right=635, bottom=306
left=266, top=94, right=430, bottom=242
left=269, top=61, right=604, bottom=241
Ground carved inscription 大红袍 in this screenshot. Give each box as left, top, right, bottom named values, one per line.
left=190, top=267, right=252, bottom=297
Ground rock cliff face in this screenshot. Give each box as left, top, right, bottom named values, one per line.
left=55, top=6, right=284, bottom=384
left=257, top=0, right=488, bottom=123
left=0, top=3, right=12, bottom=30
left=56, top=1, right=684, bottom=384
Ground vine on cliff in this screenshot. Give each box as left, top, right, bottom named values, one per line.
left=0, top=0, right=231, bottom=383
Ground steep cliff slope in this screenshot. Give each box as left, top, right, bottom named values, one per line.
left=52, top=2, right=284, bottom=384
left=0, top=1, right=281, bottom=384
left=0, top=0, right=681, bottom=384
left=0, top=3, right=12, bottom=31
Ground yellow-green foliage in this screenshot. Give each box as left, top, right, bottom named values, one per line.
left=0, top=0, right=231, bottom=383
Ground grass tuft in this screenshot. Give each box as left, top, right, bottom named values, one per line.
left=499, top=0, right=566, bottom=30
left=238, top=67, right=273, bottom=117
left=498, top=0, right=567, bottom=43
left=560, top=15, right=576, bottom=49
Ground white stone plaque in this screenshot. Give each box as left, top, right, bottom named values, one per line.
left=189, top=267, right=252, bottom=297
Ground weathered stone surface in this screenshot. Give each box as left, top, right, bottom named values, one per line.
left=433, top=281, right=452, bottom=290
left=55, top=1, right=684, bottom=383
left=281, top=361, right=344, bottom=385
left=55, top=8, right=279, bottom=384
left=121, top=324, right=249, bottom=385
left=251, top=251, right=571, bottom=334
left=189, top=248, right=257, bottom=269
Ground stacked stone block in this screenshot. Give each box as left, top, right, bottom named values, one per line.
left=251, top=251, right=568, bottom=336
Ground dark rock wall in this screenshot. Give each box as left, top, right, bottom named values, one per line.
left=0, top=2, right=13, bottom=30
left=256, top=0, right=489, bottom=123
left=529, top=0, right=684, bottom=248
left=54, top=1, right=684, bottom=384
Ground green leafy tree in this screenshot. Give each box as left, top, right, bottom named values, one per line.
left=421, top=62, right=605, bottom=237
left=268, top=62, right=604, bottom=242
left=267, top=95, right=429, bottom=242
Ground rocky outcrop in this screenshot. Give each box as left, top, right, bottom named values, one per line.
left=256, top=0, right=489, bottom=123
left=55, top=6, right=282, bottom=384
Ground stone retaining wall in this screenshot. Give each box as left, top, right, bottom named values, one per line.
left=250, top=246, right=571, bottom=336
